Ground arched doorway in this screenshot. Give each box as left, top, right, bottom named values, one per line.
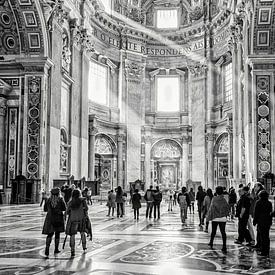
left=94, top=134, right=116, bottom=192
left=214, top=133, right=229, bottom=188
left=151, top=139, right=182, bottom=190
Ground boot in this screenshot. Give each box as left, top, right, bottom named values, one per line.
left=54, top=238, right=61, bottom=254
left=81, top=233, right=87, bottom=251
left=45, top=235, right=52, bottom=256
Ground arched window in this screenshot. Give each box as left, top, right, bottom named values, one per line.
left=60, top=128, right=69, bottom=173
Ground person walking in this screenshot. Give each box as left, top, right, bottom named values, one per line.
left=196, top=186, right=206, bottom=226
left=153, top=186, right=162, bottom=220
left=228, top=188, right=237, bottom=220
left=132, top=189, right=141, bottom=220
left=65, top=189, right=89, bottom=258
left=235, top=186, right=253, bottom=245
left=115, top=186, right=124, bottom=218
left=87, top=188, right=92, bottom=205
left=106, top=190, right=116, bottom=217
left=42, top=187, right=66, bottom=257
left=202, top=188, right=213, bottom=232
left=167, top=189, right=173, bottom=211
left=40, top=188, right=47, bottom=207
left=206, top=186, right=230, bottom=253
left=253, top=190, right=273, bottom=257
left=188, top=188, right=195, bottom=214
left=177, top=187, right=190, bottom=224
left=144, top=185, right=154, bottom=218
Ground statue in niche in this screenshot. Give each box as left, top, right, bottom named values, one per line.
left=146, top=6, right=153, bottom=26
left=62, top=33, right=71, bottom=72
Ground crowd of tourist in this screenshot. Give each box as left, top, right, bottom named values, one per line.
left=41, top=182, right=275, bottom=259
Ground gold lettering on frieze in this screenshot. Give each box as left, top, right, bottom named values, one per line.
left=92, top=26, right=231, bottom=57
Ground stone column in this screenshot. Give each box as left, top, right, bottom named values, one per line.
left=0, top=99, right=7, bottom=190
left=144, top=135, right=151, bottom=189
left=226, top=124, right=233, bottom=179
left=206, top=132, right=215, bottom=189
left=188, top=64, right=207, bottom=186
left=88, top=126, right=97, bottom=180
left=229, top=39, right=240, bottom=184
left=117, top=133, right=124, bottom=188
left=181, top=136, right=189, bottom=187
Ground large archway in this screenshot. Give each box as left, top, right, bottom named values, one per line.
left=151, top=139, right=182, bottom=190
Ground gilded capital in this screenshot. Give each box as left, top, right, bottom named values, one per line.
left=188, top=63, right=207, bottom=78
left=0, top=99, right=7, bottom=116
left=88, top=126, right=98, bottom=136
left=125, top=60, right=144, bottom=82
left=206, top=132, right=215, bottom=142
left=117, top=134, right=125, bottom=142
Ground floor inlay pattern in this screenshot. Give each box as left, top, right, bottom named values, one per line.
left=0, top=202, right=274, bottom=274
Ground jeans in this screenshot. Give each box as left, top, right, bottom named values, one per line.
left=258, top=224, right=270, bottom=255
left=146, top=202, right=153, bottom=218
left=153, top=203, right=160, bottom=219
left=209, top=221, right=227, bottom=249
left=237, top=217, right=252, bottom=243
left=134, top=209, right=140, bottom=219
left=180, top=206, right=188, bottom=223
left=117, top=203, right=124, bottom=217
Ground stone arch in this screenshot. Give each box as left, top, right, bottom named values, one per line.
left=95, top=133, right=117, bottom=155
left=214, top=132, right=229, bottom=186
left=151, top=138, right=182, bottom=158
left=214, top=132, right=229, bottom=154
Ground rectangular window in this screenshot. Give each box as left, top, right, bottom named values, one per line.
left=156, top=9, right=178, bottom=29
left=224, top=62, right=232, bottom=102
left=157, top=76, right=180, bottom=112
left=89, top=61, right=108, bottom=105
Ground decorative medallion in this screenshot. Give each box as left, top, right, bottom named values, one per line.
left=258, top=118, right=269, bottom=131
left=257, top=76, right=269, bottom=91
left=257, top=105, right=269, bottom=117
left=258, top=147, right=270, bottom=160
left=259, top=161, right=270, bottom=173
left=258, top=133, right=269, bottom=144
left=258, top=92, right=269, bottom=104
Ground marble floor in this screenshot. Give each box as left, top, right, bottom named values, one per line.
left=0, top=202, right=274, bottom=275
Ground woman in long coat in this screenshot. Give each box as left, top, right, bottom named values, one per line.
left=132, top=189, right=141, bottom=220
left=42, top=187, right=66, bottom=257
left=66, top=189, right=89, bottom=257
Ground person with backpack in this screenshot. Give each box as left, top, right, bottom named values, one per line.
left=106, top=190, right=116, bottom=217
left=144, top=185, right=154, bottom=219
left=177, top=187, right=190, bottom=224
left=153, top=186, right=162, bottom=220
left=228, top=188, right=237, bottom=220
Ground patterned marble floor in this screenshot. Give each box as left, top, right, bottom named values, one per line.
left=0, top=202, right=275, bottom=275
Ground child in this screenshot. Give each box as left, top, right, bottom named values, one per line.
left=132, top=189, right=141, bottom=220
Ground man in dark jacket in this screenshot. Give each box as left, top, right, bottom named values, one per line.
left=153, top=186, right=162, bottom=219
left=177, top=187, right=190, bottom=224
left=235, top=186, right=252, bottom=245
left=196, top=186, right=206, bottom=226
left=253, top=190, right=273, bottom=256
left=144, top=185, right=154, bottom=219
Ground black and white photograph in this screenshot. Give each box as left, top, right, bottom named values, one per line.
left=0, top=0, right=275, bottom=274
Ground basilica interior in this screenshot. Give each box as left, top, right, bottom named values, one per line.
left=0, top=0, right=275, bottom=274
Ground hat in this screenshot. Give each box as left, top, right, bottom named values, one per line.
left=51, top=187, right=60, bottom=195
